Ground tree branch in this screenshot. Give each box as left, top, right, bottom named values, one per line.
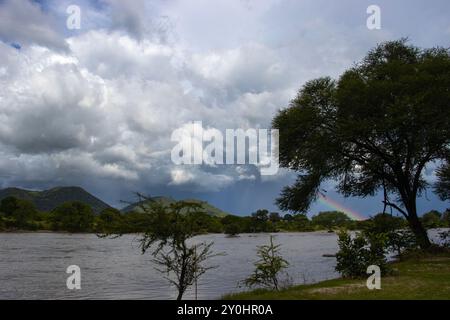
left=382, top=200, right=408, bottom=218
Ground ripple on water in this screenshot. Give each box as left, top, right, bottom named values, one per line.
left=0, top=230, right=444, bottom=299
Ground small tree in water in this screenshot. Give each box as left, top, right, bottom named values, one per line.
left=244, top=236, right=289, bottom=291
left=100, top=195, right=220, bottom=300
left=153, top=241, right=216, bottom=300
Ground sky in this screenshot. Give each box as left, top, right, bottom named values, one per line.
left=0, top=0, right=449, bottom=217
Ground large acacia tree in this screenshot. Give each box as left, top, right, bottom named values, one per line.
left=273, top=40, right=450, bottom=249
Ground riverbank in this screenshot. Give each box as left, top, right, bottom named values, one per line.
left=223, top=252, right=450, bottom=300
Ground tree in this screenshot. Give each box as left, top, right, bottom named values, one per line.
left=190, top=211, right=223, bottom=234
left=100, top=196, right=220, bottom=300
left=292, top=214, right=312, bottom=231
left=363, top=213, right=406, bottom=234
left=250, top=209, right=270, bottom=232
left=244, top=236, right=289, bottom=291
left=335, top=230, right=389, bottom=278
left=269, top=212, right=281, bottom=223
left=387, top=229, right=418, bottom=257
left=11, top=199, right=38, bottom=229
left=311, top=211, right=351, bottom=231
left=273, top=40, right=450, bottom=249
left=95, top=208, right=124, bottom=235
left=154, top=240, right=216, bottom=300
left=51, top=201, right=95, bottom=232
left=140, top=199, right=221, bottom=300
left=224, top=222, right=241, bottom=236
left=204, top=216, right=224, bottom=233
left=0, top=197, right=37, bottom=229
left=363, top=213, right=416, bottom=256
left=252, top=209, right=269, bottom=222
left=0, top=196, right=21, bottom=217
left=123, top=211, right=152, bottom=233
left=421, top=210, right=444, bottom=229
left=222, top=215, right=245, bottom=235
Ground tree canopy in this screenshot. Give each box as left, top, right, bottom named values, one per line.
left=51, top=201, right=95, bottom=233
left=435, top=164, right=450, bottom=201
left=273, top=39, right=450, bottom=248
left=311, top=211, right=351, bottom=231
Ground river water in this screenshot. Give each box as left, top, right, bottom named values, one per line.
left=0, top=230, right=445, bottom=299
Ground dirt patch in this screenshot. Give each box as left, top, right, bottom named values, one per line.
left=307, top=283, right=366, bottom=295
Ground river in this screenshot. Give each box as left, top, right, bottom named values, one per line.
left=0, top=230, right=445, bottom=299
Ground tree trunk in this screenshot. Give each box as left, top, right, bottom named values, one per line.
left=176, top=246, right=187, bottom=301
left=408, top=215, right=431, bottom=249
left=405, top=201, right=432, bottom=249
left=176, top=276, right=186, bottom=300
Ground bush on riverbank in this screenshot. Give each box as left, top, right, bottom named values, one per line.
left=243, top=236, right=289, bottom=291
left=223, top=251, right=450, bottom=300
left=335, top=230, right=389, bottom=278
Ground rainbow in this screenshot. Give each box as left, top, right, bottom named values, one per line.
left=317, top=193, right=366, bottom=221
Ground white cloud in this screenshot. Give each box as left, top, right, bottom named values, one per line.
left=67, top=30, right=178, bottom=80
left=191, top=43, right=287, bottom=90
left=170, top=169, right=194, bottom=185
left=169, top=167, right=234, bottom=192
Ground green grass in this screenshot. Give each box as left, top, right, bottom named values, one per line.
left=223, top=253, right=450, bottom=300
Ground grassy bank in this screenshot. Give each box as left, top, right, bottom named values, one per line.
left=224, top=253, right=450, bottom=300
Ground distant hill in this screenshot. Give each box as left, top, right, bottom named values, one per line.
left=0, top=187, right=111, bottom=214
left=121, top=196, right=230, bottom=218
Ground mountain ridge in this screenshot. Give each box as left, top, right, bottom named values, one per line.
left=121, top=196, right=231, bottom=217
left=0, top=186, right=111, bottom=214
left=0, top=187, right=232, bottom=217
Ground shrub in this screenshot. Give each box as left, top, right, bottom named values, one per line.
left=224, top=223, right=241, bottom=236
left=95, top=208, right=124, bottom=235
left=362, top=213, right=406, bottom=234
left=387, top=229, right=418, bottom=257
left=311, top=211, right=351, bottom=231
left=244, top=236, right=289, bottom=290
left=0, top=197, right=38, bottom=229
left=362, top=213, right=418, bottom=257
left=335, top=230, right=389, bottom=278
left=51, top=201, right=95, bottom=232
left=421, top=210, right=445, bottom=229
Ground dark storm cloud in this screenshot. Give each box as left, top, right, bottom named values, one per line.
left=0, top=0, right=68, bottom=51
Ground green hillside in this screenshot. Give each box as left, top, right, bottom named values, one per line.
left=121, top=196, right=230, bottom=217
left=0, top=186, right=111, bottom=214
